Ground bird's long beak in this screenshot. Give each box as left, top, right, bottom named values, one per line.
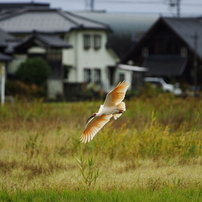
left=86, top=114, right=96, bottom=123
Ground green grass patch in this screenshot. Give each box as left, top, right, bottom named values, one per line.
left=0, top=188, right=202, bottom=202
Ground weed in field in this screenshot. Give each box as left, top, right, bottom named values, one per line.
left=24, top=133, right=41, bottom=159
left=76, top=157, right=100, bottom=189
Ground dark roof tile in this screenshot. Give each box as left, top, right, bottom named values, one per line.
left=163, top=17, right=202, bottom=59
left=0, top=8, right=110, bottom=33
left=142, top=55, right=187, bottom=76
left=0, top=52, right=12, bottom=61
left=0, top=28, right=15, bottom=46
left=14, top=31, right=72, bottom=50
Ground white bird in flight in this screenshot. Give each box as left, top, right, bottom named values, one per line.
left=80, top=81, right=130, bottom=143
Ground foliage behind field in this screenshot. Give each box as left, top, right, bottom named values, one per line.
left=0, top=95, right=202, bottom=192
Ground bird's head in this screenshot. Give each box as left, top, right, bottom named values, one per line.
left=86, top=113, right=97, bottom=123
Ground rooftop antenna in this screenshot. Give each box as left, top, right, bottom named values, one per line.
left=86, top=0, right=94, bottom=11
left=168, top=0, right=181, bottom=17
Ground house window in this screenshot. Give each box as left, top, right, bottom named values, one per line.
left=84, top=69, right=91, bottom=83
left=94, top=69, right=101, bottom=83
left=119, top=73, right=125, bottom=82
left=63, top=65, right=72, bottom=79
left=94, top=35, right=101, bottom=49
left=83, top=34, right=91, bottom=49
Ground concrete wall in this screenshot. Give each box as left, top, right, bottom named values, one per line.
left=47, top=79, right=63, bottom=99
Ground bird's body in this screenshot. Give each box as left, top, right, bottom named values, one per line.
left=80, top=81, right=130, bottom=143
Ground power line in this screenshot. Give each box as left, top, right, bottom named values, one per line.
left=98, top=0, right=165, bottom=4
left=98, top=0, right=202, bottom=6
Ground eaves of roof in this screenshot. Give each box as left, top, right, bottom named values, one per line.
left=142, top=55, right=187, bottom=76
left=14, top=31, right=72, bottom=50
left=35, top=33, right=72, bottom=48
left=0, top=52, right=12, bottom=61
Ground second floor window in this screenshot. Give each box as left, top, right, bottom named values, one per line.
left=94, top=35, right=101, bottom=49
left=83, top=34, right=102, bottom=50
left=83, top=34, right=91, bottom=49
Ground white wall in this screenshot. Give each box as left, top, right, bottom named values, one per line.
left=115, top=68, right=132, bottom=86
left=8, top=54, right=27, bottom=74
left=28, top=46, right=46, bottom=54
left=47, top=79, right=63, bottom=99
left=62, top=29, right=119, bottom=91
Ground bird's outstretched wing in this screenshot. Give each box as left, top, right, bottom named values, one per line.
left=80, top=114, right=112, bottom=143
left=104, top=81, right=130, bottom=107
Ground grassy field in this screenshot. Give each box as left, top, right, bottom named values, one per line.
left=0, top=95, right=202, bottom=201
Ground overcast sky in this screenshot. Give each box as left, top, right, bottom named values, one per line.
left=1, top=0, right=202, bottom=16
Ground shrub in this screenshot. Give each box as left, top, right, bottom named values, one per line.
left=6, top=80, right=46, bottom=98
left=15, top=57, right=51, bottom=86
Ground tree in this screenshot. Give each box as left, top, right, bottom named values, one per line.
left=15, top=57, right=51, bottom=86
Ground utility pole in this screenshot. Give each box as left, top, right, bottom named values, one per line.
left=86, top=0, right=94, bottom=11
left=168, top=0, right=181, bottom=17
left=1, top=66, right=5, bottom=105
left=176, top=0, right=180, bottom=17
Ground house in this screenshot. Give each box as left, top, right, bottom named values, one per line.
left=0, top=6, right=121, bottom=99
left=76, top=11, right=158, bottom=59
left=11, top=31, right=72, bottom=99
left=121, top=17, right=202, bottom=88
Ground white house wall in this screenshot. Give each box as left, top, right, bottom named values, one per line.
left=8, top=54, right=27, bottom=74
left=47, top=79, right=63, bottom=99
left=115, top=68, right=132, bottom=86
left=28, top=46, right=46, bottom=54
left=62, top=30, right=119, bottom=92
left=63, top=31, right=76, bottom=67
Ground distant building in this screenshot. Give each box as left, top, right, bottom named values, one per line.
left=0, top=6, right=122, bottom=99
left=122, top=17, right=202, bottom=87
left=76, top=11, right=158, bottom=59
left=0, top=3, right=155, bottom=99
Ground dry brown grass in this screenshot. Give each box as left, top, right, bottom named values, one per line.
left=0, top=96, right=202, bottom=191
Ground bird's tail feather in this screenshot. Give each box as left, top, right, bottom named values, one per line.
left=117, top=102, right=126, bottom=111
left=113, top=102, right=126, bottom=120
